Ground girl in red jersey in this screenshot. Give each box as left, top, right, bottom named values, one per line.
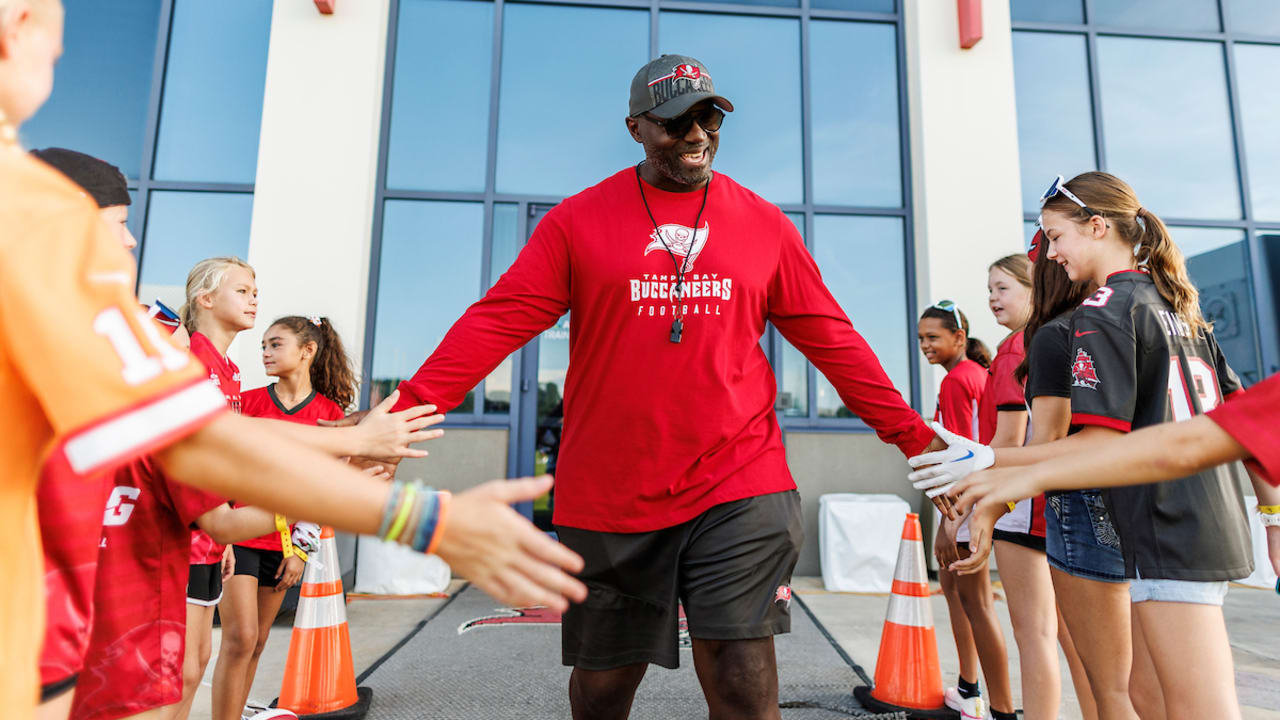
left=975, top=254, right=1071, bottom=720
left=211, top=316, right=356, bottom=720
left=917, top=301, right=1006, bottom=719
left=173, top=256, right=257, bottom=720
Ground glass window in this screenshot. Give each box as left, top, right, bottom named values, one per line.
left=21, top=0, right=161, bottom=179
left=371, top=201, right=484, bottom=410
left=153, top=0, right=272, bottom=183
left=1097, top=38, right=1240, bottom=220
left=1010, top=0, right=1083, bottom=24
left=485, top=203, right=521, bottom=414
left=810, top=20, right=901, bottom=207
left=1234, top=44, right=1280, bottom=222
left=1227, top=0, right=1280, bottom=36
left=1013, top=32, right=1095, bottom=214
left=777, top=212, right=808, bottom=416
left=697, top=0, right=797, bottom=7
left=660, top=13, right=803, bottom=205
left=1090, top=0, right=1220, bottom=33
left=387, top=0, right=493, bottom=192
left=811, top=0, right=895, bottom=11
left=495, top=4, right=647, bottom=196
left=1171, top=227, right=1263, bottom=385
left=137, top=192, right=253, bottom=309
left=811, top=215, right=909, bottom=417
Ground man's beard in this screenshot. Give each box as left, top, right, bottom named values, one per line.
left=645, top=141, right=716, bottom=187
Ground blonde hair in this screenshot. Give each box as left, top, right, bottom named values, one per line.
left=180, top=256, right=255, bottom=334
left=1043, top=171, right=1208, bottom=335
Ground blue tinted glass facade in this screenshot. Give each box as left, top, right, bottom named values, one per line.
left=1011, top=1, right=1280, bottom=383
left=21, top=0, right=160, bottom=179
left=24, top=0, right=271, bottom=303
left=152, top=0, right=271, bottom=183
left=367, top=0, right=916, bottom=432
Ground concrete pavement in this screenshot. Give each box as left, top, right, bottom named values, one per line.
left=189, top=577, right=1279, bottom=719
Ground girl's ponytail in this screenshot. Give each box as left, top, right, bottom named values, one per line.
left=966, top=337, right=992, bottom=369
left=1135, top=206, right=1209, bottom=335
left=270, top=316, right=358, bottom=411
left=310, top=317, right=358, bottom=411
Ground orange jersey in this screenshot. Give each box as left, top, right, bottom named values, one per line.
left=0, top=147, right=226, bottom=717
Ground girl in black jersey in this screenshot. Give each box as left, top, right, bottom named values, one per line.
left=1012, top=245, right=1152, bottom=720
left=915, top=171, right=1272, bottom=720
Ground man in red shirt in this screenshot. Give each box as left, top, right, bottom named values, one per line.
left=386, top=55, right=943, bottom=719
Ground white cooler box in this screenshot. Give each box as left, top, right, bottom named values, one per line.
left=819, top=493, right=911, bottom=593
left=353, top=538, right=451, bottom=595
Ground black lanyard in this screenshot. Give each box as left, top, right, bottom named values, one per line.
left=635, top=163, right=711, bottom=343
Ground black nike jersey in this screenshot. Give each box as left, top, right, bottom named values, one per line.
left=1068, top=270, right=1253, bottom=581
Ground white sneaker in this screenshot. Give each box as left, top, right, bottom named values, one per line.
left=943, top=686, right=990, bottom=719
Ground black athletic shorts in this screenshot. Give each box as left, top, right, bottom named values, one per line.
left=233, top=545, right=285, bottom=586
left=187, top=562, right=223, bottom=606
left=557, top=490, right=803, bottom=671
left=993, top=528, right=1047, bottom=552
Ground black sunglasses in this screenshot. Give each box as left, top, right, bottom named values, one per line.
left=641, top=106, right=726, bottom=138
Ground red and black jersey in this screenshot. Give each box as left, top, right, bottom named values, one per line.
left=1070, top=270, right=1253, bottom=581
left=236, top=385, right=344, bottom=551
left=1207, top=371, right=1279, bottom=487
left=978, top=331, right=1026, bottom=444
left=187, top=331, right=241, bottom=565
left=69, top=458, right=226, bottom=720
left=934, top=359, right=986, bottom=440
left=979, top=330, right=1045, bottom=538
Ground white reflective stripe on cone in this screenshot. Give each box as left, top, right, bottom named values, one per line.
left=885, top=593, right=934, bottom=628
left=294, top=594, right=347, bottom=630
left=892, top=539, right=927, bottom=584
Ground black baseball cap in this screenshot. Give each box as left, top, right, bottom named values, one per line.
left=629, top=55, right=734, bottom=119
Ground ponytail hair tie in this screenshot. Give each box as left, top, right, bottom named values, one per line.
left=308, top=315, right=323, bottom=327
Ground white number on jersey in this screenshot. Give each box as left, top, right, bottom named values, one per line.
left=103, top=486, right=142, bottom=526
left=93, top=307, right=189, bottom=385
left=1167, top=357, right=1222, bottom=421
left=1081, top=287, right=1115, bottom=308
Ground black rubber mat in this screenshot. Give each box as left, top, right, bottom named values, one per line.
left=360, top=584, right=899, bottom=719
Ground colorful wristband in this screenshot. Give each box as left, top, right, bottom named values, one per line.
left=1257, top=504, right=1280, bottom=514
left=1006, top=501, right=1018, bottom=513
left=411, top=490, right=439, bottom=553
left=276, top=514, right=294, bottom=558
left=425, top=491, right=451, bottom=556
left=386, top=482, right=418, bottom=542
left=377, top=479, right=405, bottom=538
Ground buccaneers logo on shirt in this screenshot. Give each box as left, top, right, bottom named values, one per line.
left=644, top=223, right=710, bottom=271
left=1071, top=348, right=1101, bottom=390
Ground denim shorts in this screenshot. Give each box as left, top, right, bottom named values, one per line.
left=1129, top=578, right=1228, bottom=606
left=1045, top=490, right=1126, bottom=583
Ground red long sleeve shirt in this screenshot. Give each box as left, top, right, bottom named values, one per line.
left=394, top=168, right=934, bottom=532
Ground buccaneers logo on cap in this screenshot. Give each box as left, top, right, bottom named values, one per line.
left=1071, top=348, right=1101, bottom=389
left=648, top=64, right=710, bottom=87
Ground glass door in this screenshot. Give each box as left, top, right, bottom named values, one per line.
left=514, top=205, right=567, bottom=529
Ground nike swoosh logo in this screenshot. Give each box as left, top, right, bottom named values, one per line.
left=957, top=450, right=974, bottom=462
left=1074, top=330, right=1099, bottom=338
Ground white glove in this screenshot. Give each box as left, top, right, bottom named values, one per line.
left=907, top=422, right=994, bottom=498
left=291, top=522, right=321, bottom=556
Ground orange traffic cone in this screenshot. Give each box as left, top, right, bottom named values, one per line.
left=854, top=513, right=957, bottom=719
left=277, top=527, right=372, bottom=719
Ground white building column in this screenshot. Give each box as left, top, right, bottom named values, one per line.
left=904, top=0, right=1024, bottom=414
left=237, top=0, right=391, bottom=390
